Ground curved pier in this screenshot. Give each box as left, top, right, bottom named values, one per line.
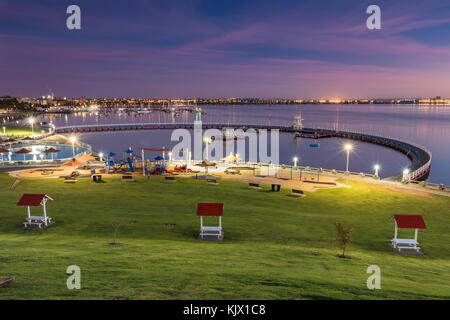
left=55, top=122, right=431, bottom=181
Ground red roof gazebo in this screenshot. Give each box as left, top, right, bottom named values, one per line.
left=17, top=194, right=54, bottom=229
left=391, top=215, right=426, bottom=252
left=197, top=203, right=224, bottom=240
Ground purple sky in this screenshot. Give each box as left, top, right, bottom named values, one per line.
left=1, top=0, right=450, bottom=98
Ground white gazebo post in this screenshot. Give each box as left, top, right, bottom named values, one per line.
left=200, top=216, right=203, bottom=239
left=27, top=206, right=31, bottom=219
left=414, top=228, right=418, bottom=242
left=42, top=198, right=47, bottom=225
left=394, top=221, right=398, bottom=240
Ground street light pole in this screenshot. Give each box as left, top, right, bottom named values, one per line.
left=374, top=164, right=380, bottom=179
left=29, top=118, right=35, bottom=136
left=345, top=144, right=352, bottom=185
left=69, top=136, right=77, bottom=158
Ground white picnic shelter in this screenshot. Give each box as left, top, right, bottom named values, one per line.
left=197, top=202, right=224, bottom=240
left=391, top=214, right=426, bottom=252
left=17, top=193, right=54, bottom=229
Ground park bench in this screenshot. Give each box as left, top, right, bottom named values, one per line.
left=165, top=176, right=176, bottom=183
left=248, top=182, right=261, bottom=190
left=207, top=178, right=219, bottom=186
left=122, top=175, right=134, bottom=182
left=391, top=238, right=419, bottom=248
left=64, top=177, right=77, bottom=183
left=271, top=184, right=281, bottom=192
left=396, top=245, right=421, bottom=252
left=23, top=216, right=52, bottom=229
left=290, top=189, right=305, bottom=197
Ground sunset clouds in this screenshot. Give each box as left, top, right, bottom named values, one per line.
left=1, top=0, right=450, bottom=98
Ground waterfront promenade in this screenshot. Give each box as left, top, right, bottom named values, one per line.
left=55, top=122, right=432, bottom=182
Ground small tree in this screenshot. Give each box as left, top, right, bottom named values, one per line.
left=111, top=221, right=122, bottom=245
left=335, top=222, right=354, bottom=258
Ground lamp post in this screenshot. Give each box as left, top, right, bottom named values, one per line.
left=29, top=118, right=35, bottom=136
left=293, top=157, right=298, bottom=168
left=168, top=152, right=172, bottom=164
left=69, top=136, right=77, bottom=158
left=344, top=144, right=352, bottom=185
left=99, top=152, right=104, bottom=162
left=374, top=164, right=380, bottom=179
left=402, top=169, right=410, bottom=183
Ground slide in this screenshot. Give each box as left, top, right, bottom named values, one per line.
left=127, top=157, right=134, bottom=172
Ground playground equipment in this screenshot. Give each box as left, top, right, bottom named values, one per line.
left=124, top=148, right=135, bottom=172
left=137, top=147, right=189, bottom=176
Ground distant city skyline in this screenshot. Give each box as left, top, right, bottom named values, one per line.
left=1, top=0, right=450, bottom=98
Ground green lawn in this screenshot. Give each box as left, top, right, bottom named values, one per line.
left=0, top=173, right=449, bottom=299
left=2, top=125, right=35, bottom=138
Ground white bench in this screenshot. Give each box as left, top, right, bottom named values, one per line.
left=397, top=245, right=421, bottom=252
left=23, top=221, right=43, bottom=229
left=200, top=226, right=222, bottom=239
left=391, top=238, right=418, bottom=248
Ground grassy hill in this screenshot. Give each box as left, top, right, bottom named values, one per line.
left=0, top=174, right=448, bottom=299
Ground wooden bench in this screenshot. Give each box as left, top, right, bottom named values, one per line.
left=290, top=189, right=305, bottom=197
left=248, top=182, right=261, bottom=190
left=271, top=184, right=281, bottom=192
left=122, top=175, right=134, bottom=182
left=207, top=178, right=219, bottom=186
left=165, top=176, right=176, bottom=183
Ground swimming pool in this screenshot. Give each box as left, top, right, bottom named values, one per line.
left=0, top=143, right=91, bottom=163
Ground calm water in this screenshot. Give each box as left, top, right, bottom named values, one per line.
left=43, top=104, right=450, bottom=184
